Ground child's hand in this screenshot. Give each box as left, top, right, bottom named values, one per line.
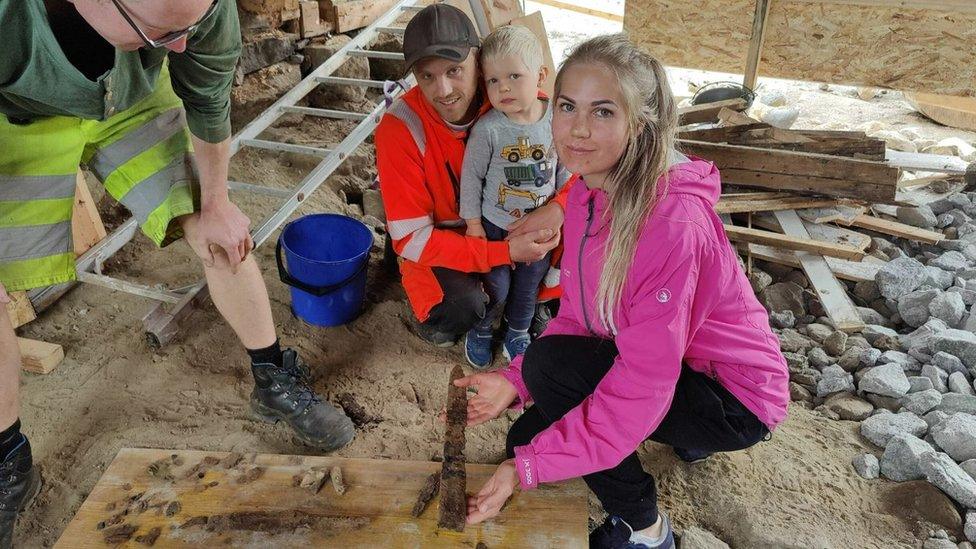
left=466, top=224, right=487, bottom=239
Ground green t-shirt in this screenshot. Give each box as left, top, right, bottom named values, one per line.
left=0, top=0, right=242, bottom=143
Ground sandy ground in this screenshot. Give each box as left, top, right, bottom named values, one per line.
left=11, top=2, right=976, bottom=547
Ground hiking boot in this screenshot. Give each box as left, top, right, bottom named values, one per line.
left=673, top=447, right=713, bottom=464
left=502, top=329, right=531, bottom=362
left=529, top=301, right=557, bottom=339
left=0, top=436, right=41, bottom=549
left=250, top=349, right=355, bottom=452
left=589, top=513, right=675, bottom=549
left=464, top=327, right=494, bottom=369
left=416, top=322, right=457, bottom=348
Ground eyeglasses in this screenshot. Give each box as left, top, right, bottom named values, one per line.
left=110, top=0, right=219, bottom=49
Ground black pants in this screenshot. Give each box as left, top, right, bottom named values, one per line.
left=506, top=336, right=770, bottom=530
left=421, top=267, right=488, bottom=337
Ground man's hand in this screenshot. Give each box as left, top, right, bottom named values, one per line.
left=440, top=372, right=518, bottom=427
left=181, top=199, right=253, bottom=271
left=508, top=228, right=559, bottom=263
left=466, top=459, right=519, bottom=524
left=506, top=201, right=564, bottom=239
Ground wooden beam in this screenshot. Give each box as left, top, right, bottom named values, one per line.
left=741, top=243, right=884, bottom=282
left=782, top=0, right=976, bottom=13
left=843, top=214, right=945, bottom=244
left=682, top=140, right=899, bottom=203
left=773, top=210, right=863, bottom=332
left=715, top=195, right=841, bottom=214
left=72, top=172, right=107, bottom=257
left=18, top=338, right=63, bottom=374
left=330, top=0, right=396, bottom=33
left=528, top=0, right=622, bottom=22
left=749, top=212, right=872, bottom=251
left=5, top=291, right=36, bottom=329
left=677, top=99, right=748, bottom=126
left=743, top=0, right=771, bottom=90
left=723, top=224, right=865, bottom=260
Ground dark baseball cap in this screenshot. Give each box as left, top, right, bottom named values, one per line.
left=403, top=4, right=480, bottom=73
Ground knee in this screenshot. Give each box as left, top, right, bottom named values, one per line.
left=520, top=337, right=561, bottom=399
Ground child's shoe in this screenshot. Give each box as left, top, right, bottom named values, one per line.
left=501, top=328, right=531, bottom=361
left=464, top=327, right=494, bottom=369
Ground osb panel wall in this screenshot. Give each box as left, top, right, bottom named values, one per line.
left=624, top=0, right=976, bottom=97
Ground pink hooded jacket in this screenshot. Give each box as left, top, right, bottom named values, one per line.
left=501, top=158, right=790, bottom=490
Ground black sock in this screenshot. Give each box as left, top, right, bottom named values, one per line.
left=0, top=419, right=23, bottom=459
left=247, top=339, right=283, bottom=368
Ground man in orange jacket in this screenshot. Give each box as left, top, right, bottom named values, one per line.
left=375, top=4, right=566, bottom=346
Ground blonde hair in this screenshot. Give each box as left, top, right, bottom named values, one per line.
left=479, top=25, right=544, bottom=72
left=554, top=34, right=678, bottom=333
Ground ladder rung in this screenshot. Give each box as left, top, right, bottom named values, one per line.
left=348, top=49, right=405, bottom=60
left=315, top=76, right=386, bottom=88
left=241, top=139, right=331, bottom=156
left=376, top=26, right=405, bottom=35
left=228, top=180, right=293, bottom=198
left=281, top=105, right=368, bottom=121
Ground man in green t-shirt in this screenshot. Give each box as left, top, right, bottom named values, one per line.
left=0, top=2, right=354, bottom=542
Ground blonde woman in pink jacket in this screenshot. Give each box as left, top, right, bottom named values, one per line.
left=454, top=34, right=790, bottom=548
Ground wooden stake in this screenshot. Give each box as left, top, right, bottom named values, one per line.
left=438, top=365, right=467, bottom=532
left=5, top=291, right=36, bottom=329
left=412, top=471, right=441, bottom=517
left=72, top=171, right=107, bottom=257
left=743, top=0, right=771, bottom=90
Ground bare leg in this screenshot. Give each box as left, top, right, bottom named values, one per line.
left=0, top=292, right=20, bottom=432
left=203, top=255, right=277, bottom=350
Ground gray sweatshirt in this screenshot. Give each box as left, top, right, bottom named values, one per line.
left=459, top=102, right=570, bottom=230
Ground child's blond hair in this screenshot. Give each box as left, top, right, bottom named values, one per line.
left=479, top=25, right=543, bottom=72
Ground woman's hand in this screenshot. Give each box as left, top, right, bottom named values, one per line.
left=507, top=201, right=564, bottom=239
left=467, top=459, right=519, bottom=524
left=448, top=372, right=519, bottom=427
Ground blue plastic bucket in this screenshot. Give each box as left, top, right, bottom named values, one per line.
left=276, top=214, right=373, bottom=327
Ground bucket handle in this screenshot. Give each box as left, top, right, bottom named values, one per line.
left=276, top=239, right=368, bottom=297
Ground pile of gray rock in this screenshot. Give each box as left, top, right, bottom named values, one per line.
left=756, top=194, right=976, bottom=546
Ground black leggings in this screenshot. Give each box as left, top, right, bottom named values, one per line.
left=505, top=335, right=770, bottom=530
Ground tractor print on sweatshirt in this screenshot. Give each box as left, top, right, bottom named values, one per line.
left=495, top=138, right=555, bottom=218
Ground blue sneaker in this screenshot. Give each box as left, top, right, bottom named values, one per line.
left=464, top=328, right=494, bottom=369
left=502, top=329, right=531, bottom=361
left=589, top=514, right=675, bottom=549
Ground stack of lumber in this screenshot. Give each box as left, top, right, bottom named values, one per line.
left=676, top=104, right=955, bottom=333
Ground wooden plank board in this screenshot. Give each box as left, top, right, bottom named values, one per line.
left=677, top=99, right=748, bottom=126
left=885, top=149, right=971, bottom=175
left=843, top=214, right=945, bottom=244
left=682, top=140, right=899, bottom=203
left=324, top=0, right=395, bottom=33
left=55, top=449, right=588, bottom=548
left=72, top=172, right=107, bottom=257
left=773, top=211, right=863, bottom=332
left=5, top=291, right=36, bottom=329
left=742, top=0, right=771, bottom=90
left=480, top=0, right=524, bottom=29
left=715, top=195, right=840, bottom=214
left=18, top=338, right=64, bottom=374
left=528, top=0, right=622, bottom=22
left=750, top=213, right=872, bottom=251
left=741, top=243, right=884, bottom=282
left=624, top=0, right=976, bottom=97
left=905, top=92, right=976, bottom=132
left=723, top=225, right=864, bottom=260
